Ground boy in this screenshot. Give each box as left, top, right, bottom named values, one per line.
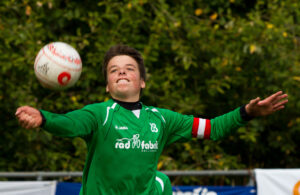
left=16, top=45, right=288, bottom=195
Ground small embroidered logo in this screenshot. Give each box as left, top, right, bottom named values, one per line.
left=150, top=123, right=158, bottom=133
left=115, top=125, right=128, bottom=130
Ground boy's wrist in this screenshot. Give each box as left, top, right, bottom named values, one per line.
left=39, top=110, right=46, bottom=127
left=240, top=105, right=254, bottom=121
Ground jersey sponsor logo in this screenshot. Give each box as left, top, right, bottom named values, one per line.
left=115, top=125, right=128, bottom=130
left=115, top=134, right=158, bottom=152
left=150, top=123, right=158, bottom=133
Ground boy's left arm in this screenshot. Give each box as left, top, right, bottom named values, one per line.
left=206, top=91, right=288, bottom=141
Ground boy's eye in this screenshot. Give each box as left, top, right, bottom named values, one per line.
left=110, top=69, right=117, bottom=73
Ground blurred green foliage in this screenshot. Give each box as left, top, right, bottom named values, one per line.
left=0, top=0, right=299, bottom=185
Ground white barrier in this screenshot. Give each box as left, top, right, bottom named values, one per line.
left=0, top=181, right=56, bottom=195
left=255, top=169, right=300, bottom=195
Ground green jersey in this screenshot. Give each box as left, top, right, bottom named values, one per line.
left=40, top=99, right=247, bottom=194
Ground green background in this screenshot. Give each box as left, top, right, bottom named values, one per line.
left=0, top=0, right=299, bottom=185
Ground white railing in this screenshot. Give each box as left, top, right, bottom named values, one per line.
left=0, top=170, right=255, bottom=185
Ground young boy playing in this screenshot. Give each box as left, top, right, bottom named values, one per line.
left=15, top=45, right=288, bottom=195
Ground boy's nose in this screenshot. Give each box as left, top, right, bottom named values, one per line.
left=119, top=69, right=126, bottom=75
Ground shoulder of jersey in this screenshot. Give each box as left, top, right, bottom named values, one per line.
left=83, top=100, right=115, bottom=111
left=144, top=105, right=167, bottom=123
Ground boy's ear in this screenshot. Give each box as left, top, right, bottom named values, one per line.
left=140, top=80, right=146, bottom=89
left=106, top=85, right=109, bottom=92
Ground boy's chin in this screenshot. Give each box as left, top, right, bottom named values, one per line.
left=112, top=91, right=140, bottom=101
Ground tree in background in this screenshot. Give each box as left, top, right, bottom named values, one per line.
left=0, top=0, right=299, bottom=185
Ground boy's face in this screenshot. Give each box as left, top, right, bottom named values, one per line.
left=106, top=55, right=145, bottom=102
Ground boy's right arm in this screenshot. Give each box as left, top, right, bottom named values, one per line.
left=16, top=105, right=98, bottom=138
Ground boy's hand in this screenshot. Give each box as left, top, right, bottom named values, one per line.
left=245, top=91, right=288, bottom=117
left=15, top=106, right=43, bottom=129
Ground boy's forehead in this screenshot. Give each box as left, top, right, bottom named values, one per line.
left=107, top=56, right=139, bottom=74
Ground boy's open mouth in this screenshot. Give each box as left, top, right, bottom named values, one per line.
left=117, top=78, right=129, bottom=83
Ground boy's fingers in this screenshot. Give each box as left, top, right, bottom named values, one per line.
left=16, top=106, right=28, bottom=116
left=18, top=113, right=31, bottom=124
left=273, top=99, right=288, bottom=110
left=30, top=117, right=40, bottom=128
left=250, top=97, right=260, bottom=105
left=273, top=105, right=285, bottom=112
left=17, top=111, right=41, bottom=129
left=22, top=117, right=34, bottom=129
left=272, top=94, right=288, bottom=104
left=15, top=108, right=24, bottom=116
left=16, top=106, right=33, bottom=116
left=20, top=118, right=30, bottom=128
left=267, top=91, right=283, bottom=102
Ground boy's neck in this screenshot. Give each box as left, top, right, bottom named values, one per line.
left=112, top=98, right=142, bottom=110
left=110, top=94, right=140, bottom=103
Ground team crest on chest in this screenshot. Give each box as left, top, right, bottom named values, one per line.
left=149, top=123, right=158, bottom=133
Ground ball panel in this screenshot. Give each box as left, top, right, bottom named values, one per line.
left=47, top=42, right=82, bottom=67
left=37, top=77, right=58, bottom=89
left=34, top=42, right=82, bottom=90
left=43, top=46, right=82, bottom=72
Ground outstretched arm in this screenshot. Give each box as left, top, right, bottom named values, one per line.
left=15, top=105, right=98, bottom=137
left=209, top=91, right=288, bottom=140
left=15, top=106, right=42, bottom=129
left=245, top=91, right=288, bottom=117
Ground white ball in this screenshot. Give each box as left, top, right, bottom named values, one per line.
left=34, top=42, right=82, bottom=90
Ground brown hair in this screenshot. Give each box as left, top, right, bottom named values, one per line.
left=102, top=44, right=146, bottom=82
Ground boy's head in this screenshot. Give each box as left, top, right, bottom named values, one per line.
left=103, top=45, right=146, bottom=101
left=102, top=44, right=146, bottom=83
